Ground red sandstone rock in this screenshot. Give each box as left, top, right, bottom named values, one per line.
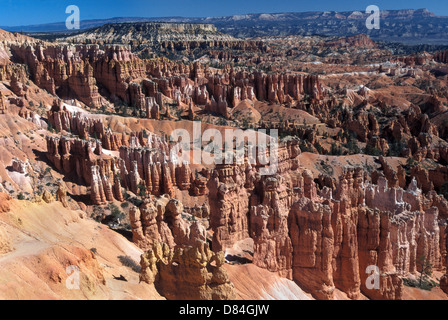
left=130, top=196, right=206, bottom=251
left=0, top=193, right=11, bottom=213
left=56, top=182, right=69, bottom=208
left=250, top=175, right=294, bottom=279
left=435, top=49, right=448, bottom=64
left=0, top=92, right=6, bottom=114
left=140, top=240, right=235, bottom=300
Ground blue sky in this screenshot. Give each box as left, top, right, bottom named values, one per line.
left=1, top=0, right=447, bottom=26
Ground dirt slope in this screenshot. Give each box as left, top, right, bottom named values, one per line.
left=0, top=197, right=164, bottom=300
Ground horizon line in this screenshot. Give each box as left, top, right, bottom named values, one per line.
left=1, top=7, right=443, bottom=29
